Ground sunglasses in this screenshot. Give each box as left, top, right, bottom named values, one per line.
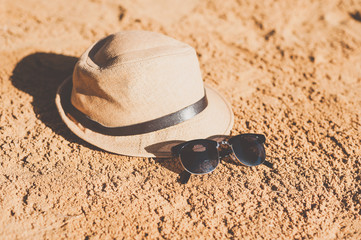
left=171, top=133, right=269, bottom=184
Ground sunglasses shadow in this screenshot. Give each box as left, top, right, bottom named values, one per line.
left=145, top=140, right=184, bottom=175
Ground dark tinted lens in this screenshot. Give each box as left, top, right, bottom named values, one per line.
left=230, top=135, right=266, bottom=166
left=179, top=140, right=219, bottom=174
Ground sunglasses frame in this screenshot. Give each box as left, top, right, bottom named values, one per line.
left=172, top=133, right=266, bottom=177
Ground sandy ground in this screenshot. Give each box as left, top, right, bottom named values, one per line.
left=1, top=0, right=361, bottom=239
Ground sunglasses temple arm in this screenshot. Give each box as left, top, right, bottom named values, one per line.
left=179, top=171, right=191, bottom=184
left=263, top=160, right=273, bottom=169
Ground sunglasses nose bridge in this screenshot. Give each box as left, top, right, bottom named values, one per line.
left=216, top=140, right=232, bottom=159
left=219, top=140, right=230, bottom=146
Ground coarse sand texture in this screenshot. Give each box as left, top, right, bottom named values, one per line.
left=1, top=0, right=361, bottom=239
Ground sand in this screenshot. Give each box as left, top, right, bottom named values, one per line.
left=1, top=0, right=361, bottom=239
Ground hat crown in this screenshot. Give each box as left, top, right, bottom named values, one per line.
left=91, top=31, right=189, bottom=67
left=71, top=31, right=204, bottom=127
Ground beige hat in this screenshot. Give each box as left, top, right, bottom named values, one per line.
left=55, top=30, right=234, bottom=158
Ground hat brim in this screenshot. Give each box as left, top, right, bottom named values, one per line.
left=55, top=76, right=234, bottom=158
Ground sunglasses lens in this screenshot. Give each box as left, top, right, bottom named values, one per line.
left=179, top=140, right=219, bottom=174
left=230, top=135, right=266, bottom=166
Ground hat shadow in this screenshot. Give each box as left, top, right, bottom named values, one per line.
left=10, top=52, right=101, bottom=151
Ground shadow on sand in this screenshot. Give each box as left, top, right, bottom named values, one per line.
left=11, top=52, right=100, bottom=151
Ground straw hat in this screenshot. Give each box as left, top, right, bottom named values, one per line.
left=55, top=30, right=234, bottom=158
